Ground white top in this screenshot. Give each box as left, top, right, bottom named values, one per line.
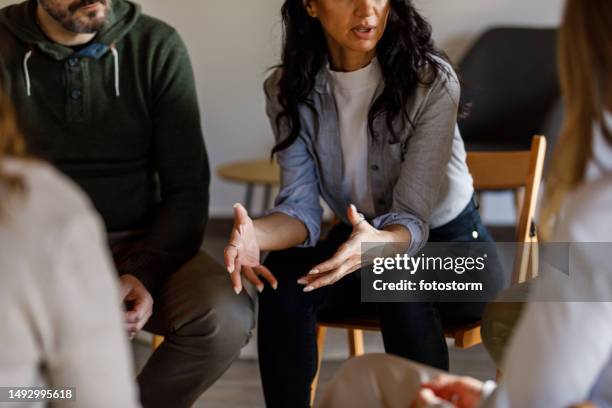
left=586, top=110, right=612, bottom=179
left=0, top=159, right=140, bottom=408
left=327, top=58, right=381, bottom=217
left=482, top=113, right=612, bottom=408
left=325, top=57, right=474, bottom=227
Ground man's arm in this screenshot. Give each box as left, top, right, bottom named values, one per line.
left=115, top=29, right=209, bottom=295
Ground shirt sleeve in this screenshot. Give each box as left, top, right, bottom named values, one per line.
left=115, top=29, right=209, bottom=294
left=262, top=70, right=323, bottom=247
left=44, top=212, right=140, bottom=408
left=372, top=63, right=461, bottom=254
left=480, top=187, right=612, bottom=408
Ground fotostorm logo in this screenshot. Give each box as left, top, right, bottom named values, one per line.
left=372, top=253, right=488, bottom=275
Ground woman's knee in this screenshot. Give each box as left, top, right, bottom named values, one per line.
left=481, top=301, right=525, bottom=366
left=263, top=248, right=314, bottom=282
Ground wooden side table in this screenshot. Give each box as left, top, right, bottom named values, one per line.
left=217, top=159, right=280, bottom=214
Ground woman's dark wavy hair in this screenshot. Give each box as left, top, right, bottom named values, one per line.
left=272, top=0, right=462, bottom=155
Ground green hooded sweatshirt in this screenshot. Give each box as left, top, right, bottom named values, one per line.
left=0, top=0, right=210, bottom=295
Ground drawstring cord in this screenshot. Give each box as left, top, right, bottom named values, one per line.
left=23, top=50, right=33, bottom=97
left=23, top=45, right=120, bottom=97
left=110, top=43, right=120, bottom=97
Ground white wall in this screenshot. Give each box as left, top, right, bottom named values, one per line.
left=136, top=0, right=285, bottom=218
left=1, top=0, right=565, bottom=223
left=415, top=0, right=564, bottom=61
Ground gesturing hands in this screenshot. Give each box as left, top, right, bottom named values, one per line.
left=119, top=274, right=153, bottom=340
left=297, top=204, right=382, bottom=293
left=224, top=203, right=278, bottom=295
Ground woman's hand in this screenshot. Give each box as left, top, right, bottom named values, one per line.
left=297, top=204, right=382, bottom=292
left=224, top=203, right=278, bottom=294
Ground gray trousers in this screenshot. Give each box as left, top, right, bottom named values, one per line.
left=138, top=251, right=255, bottom=408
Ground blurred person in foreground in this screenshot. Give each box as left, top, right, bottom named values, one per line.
left=320, top=0, right=612, bottom=407
left=0, top=75, right=140, bottom=406
left=0, top=1, right=254, bottom=406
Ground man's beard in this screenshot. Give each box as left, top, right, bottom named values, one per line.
left=39, top=0, right=111, bottom=34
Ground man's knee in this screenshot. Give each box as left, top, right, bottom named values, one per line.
left=160, top=251, right=255, bottom=354
left=192, top=288, right=255, bottom=353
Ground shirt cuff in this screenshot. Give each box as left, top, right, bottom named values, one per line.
left=265, top=204, right=322, bottom=248
left=371, top=212, right=428, bottom=255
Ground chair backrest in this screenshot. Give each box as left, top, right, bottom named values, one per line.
left=466, top=135, right=547, bottom=283
left=459, top=28, right=559, bottom=152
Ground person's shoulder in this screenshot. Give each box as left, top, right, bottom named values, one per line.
left=2, top=158, right=100, bottom=236
left=125, top=8, right=183, bottom=53
left=133, top=12, right=178, bottom=39
left=418, top=54, right=460, bottom=99
left=556, top=176, right=612, bottom=242
left=263, top=67, right=283, bottom=100
left=0, top=21, right=18, bottom=63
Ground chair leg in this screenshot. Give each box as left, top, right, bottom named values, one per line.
left=152, top=335, right=164, bottom=350
left=528, top=238, right=539, bottom=280
left=348, top=329, right=365, bottom=357
left=453, top=325, right=483, bottom=349
left=513, top=187, right=524, bottom=215
left=310, top=325, right=327, bottom=407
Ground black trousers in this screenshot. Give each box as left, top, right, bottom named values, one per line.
left=258, top=198, right=499, bottom=407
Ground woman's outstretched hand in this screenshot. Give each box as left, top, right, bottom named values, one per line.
left=224, top=203, right=278, bottom=294
left=297, top=204, right=382, bottom=292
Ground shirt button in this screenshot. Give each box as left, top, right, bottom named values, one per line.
left=71, top=89, right=82, bottom=100
left=371, top=164, right=380, bottom=171
left=68, top=57, right=79, bottom=67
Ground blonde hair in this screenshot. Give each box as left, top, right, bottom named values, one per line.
left=0, top=79, right=27, bottom=215
left=540, top=0, right=612, bottom=240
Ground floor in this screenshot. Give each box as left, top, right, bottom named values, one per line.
left=133, top=334, right=497, bottom=408
left=131, top=219, right=506, bottom=407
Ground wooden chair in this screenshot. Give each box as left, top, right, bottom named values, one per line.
left=152, top=334, right=164, bottom=349
left=310, top=135, right=547, bottom=405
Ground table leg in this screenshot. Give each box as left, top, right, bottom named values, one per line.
left=263, top=184, right=273, bottom=213
left=245, top=183, right=254, bottom=214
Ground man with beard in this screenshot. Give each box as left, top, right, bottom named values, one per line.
left=0, top=1, right=255, bottom=407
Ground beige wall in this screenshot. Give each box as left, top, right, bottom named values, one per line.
left=0, top=0, right=564, bottom=222
left=415, top=0, right=564, bottom=61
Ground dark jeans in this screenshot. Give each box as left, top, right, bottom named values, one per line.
left=257, top=197, right=499, bottom=407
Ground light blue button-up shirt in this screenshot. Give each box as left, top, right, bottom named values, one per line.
left=264, top=57, right=474, bottom=254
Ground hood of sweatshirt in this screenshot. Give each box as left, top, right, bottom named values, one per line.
left=0, top=0, right=141, bottom=61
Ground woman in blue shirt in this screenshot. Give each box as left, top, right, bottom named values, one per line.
left=224, top=1, right=501, bottom=406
